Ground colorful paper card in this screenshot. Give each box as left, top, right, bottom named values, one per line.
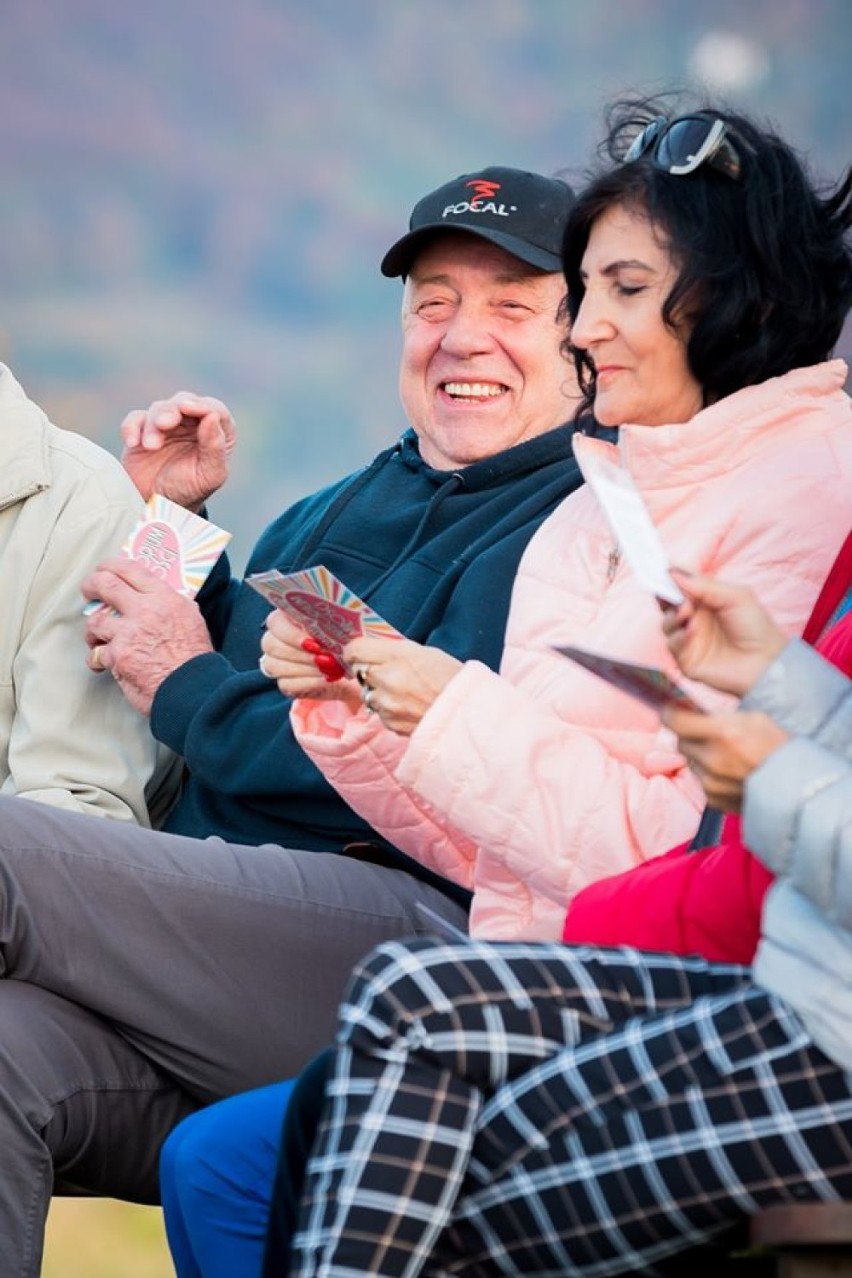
left=554, top=643, right=705, bottom=714
left=247, top=565, right=400, bottom=669
left=84, top=495, right=231, bottom=613
left=125, top=495, right=231, bottom=596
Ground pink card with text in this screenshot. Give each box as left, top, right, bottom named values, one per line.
left=247, top=565, right=400, bottom=669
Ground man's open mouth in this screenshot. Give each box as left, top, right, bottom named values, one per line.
left=441, top=382, right=509, bottom=401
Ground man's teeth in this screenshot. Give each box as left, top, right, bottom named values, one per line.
left=443, top=383, right=507, bottom=399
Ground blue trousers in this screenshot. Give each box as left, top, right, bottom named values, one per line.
left=160, top=1080, right=296, bottom=1278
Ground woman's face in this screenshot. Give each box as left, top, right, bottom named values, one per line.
left=570, top=203, right=704, bottom=428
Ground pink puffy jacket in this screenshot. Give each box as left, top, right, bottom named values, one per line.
left=292, top=362, right=852, bottom=940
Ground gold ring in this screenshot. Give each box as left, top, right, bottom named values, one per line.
left=354, top=664, right=371, bottom=688
left=90, top=645, right=105, bottom=672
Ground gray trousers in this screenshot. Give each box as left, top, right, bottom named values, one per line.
left=0, top=794, right=469, bottom=1276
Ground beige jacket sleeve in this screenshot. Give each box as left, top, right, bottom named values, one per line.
left=0, top=427, right=177, bottom=824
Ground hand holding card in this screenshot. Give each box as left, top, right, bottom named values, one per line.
left=84, top=495, right=232, bottom=614
left=247, top=566, right=401, bottom=673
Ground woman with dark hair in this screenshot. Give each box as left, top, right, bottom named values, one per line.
left=274, top=100, right=852, bottom=1277
left=278, top=98, right=852, bottom=940
left=161, top=99, right=852, bottom=1276
left=562, top=104, right=851, bottom=411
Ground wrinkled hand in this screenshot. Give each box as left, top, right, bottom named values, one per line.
left=260, top=611, right=361, bottom=705
left=662, top=704, right=790, bottom=812
left=120, top=391, right=236, bottom=510
left=82, top=556, right=214, bottom=715
left=662, top=571, right=787, bottom=698
left=343, top=636, right=463, bottom=736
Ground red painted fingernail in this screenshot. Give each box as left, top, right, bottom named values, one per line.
left=314, top=654, right=346, bottom=679
left=301, top=637, right=323, bottom=654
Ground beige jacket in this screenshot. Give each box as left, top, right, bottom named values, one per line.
left=0, top=363, right=170, bottom=823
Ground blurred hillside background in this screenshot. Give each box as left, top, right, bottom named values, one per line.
left=3, top=1, right=847, bottom=1273
left=2, top=0, right=850, bottom=572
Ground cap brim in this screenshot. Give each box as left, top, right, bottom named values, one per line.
left=381, top=223, right=562, bottom=278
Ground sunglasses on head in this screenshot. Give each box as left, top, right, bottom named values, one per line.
left=624, top=113, right=744, bottom=181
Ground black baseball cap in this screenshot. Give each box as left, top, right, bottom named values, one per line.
left=381, top=166, right=576, bottom=278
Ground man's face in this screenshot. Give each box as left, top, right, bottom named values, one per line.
left=399, top=234, right=577, bottom=470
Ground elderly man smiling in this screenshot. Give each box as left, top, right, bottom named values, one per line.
left=0, top=166, right=582, bottom=1276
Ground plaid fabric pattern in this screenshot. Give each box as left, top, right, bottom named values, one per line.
left=290, top=937, right=852, bottom=1277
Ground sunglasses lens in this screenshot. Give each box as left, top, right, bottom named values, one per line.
left=656, top=117, right=720, bottom=175
left=623, top=113, right=743, bottom=181
left=624, top=116, right=665, bottom=164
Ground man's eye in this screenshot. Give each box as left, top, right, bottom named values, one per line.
left=417, top=299, right=452, bottom=316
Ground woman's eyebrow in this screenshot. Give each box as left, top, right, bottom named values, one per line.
left=579, top=258, right=655, bottom=282
left=606, top=258, right=655, bottom=274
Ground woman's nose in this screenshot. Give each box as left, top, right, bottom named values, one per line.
left=570, top=291, right=612, bottom=350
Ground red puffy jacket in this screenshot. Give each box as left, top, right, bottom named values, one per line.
left=563, top=594, right=852, bottom=963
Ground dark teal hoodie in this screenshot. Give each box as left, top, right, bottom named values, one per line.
left=153, top=426, right=583, bottom=901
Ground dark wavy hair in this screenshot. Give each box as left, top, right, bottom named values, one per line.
left=562, top=95, right=852, bottom=424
